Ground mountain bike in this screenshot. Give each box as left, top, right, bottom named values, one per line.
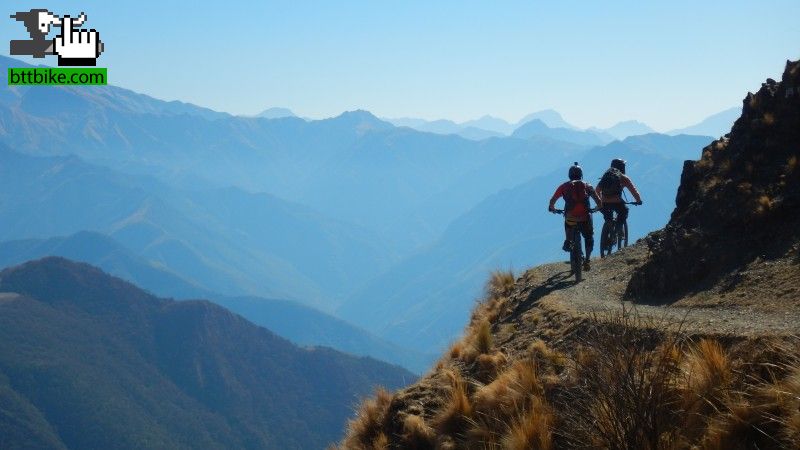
left=600, top=202, right=640, bottom=258
left=551, top=209, right=597, bottom=282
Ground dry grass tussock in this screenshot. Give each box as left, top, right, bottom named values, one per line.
left=474, top=319, right=493, bottom=355
left=338, top=387, right=393, bottom=450
left=470, top=270, right=515, bottom=326
left=446, top=273, right=515, bottom=371
left=502, top=396, right=554, bottom=450
left=432, top=368, right=473, bottom=437
left=470, top=359, right=553, bottom=450
left=557, top=311, right=685, bottom=449
left=487, top=270, right=515, bottom=299
left=698, top=345, right=800, bottom=450
left=681, top=339, right=733, bottom=433
left=338, top=309, right=800, bottom=449
left=401, top=414, right=435, bottom=449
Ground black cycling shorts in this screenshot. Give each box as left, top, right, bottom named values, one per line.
left=601, top=203, right=629, bottom=222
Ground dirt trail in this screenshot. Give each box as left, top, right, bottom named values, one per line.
left=499, top=242, right=800, bottom=339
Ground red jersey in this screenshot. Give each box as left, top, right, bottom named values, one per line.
left=549, top=180, right=601, bottom=222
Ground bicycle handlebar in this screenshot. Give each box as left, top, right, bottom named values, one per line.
left=550, top=208, right=600, bottom=215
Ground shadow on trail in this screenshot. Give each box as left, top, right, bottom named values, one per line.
left=506, top=269, right=574, bottom=321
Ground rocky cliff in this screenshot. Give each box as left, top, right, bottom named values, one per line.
left=627, top=60, right=800, bottom=301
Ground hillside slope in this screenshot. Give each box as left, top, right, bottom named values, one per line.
left=0, top=231, right=210, bottom=299
left=0, top=231, right=432, bottom=372
left=0, top=258, right=414, bottom=449
left=0, top=145, right=393, bottom=309
left=335, top=60, right=800, bottom=450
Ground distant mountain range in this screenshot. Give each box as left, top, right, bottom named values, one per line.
left=594, top=120, right=655, bottom=140
left=0, top=54, right=597, bottom=369
left=0, top=257, right=413, bottom=449
left=386, top=108, right=732, bottom=143
left=0, top=55, right=588, bottom=255
left=0, top=144, right=393, bottom=310
left=254, top=107, right=298, bottom=119
left=517, top=109, right=577, bottom=130
left=667, top=106, right=741, bottom=137
left=0, top=53, right=738, bottom=366
left=512, top=119, right=613, bottom=146
left=383, top=117, right=504, bottom=140
left=386, top=110, right=587, bottom=141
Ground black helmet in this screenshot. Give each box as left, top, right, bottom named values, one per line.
left=611, top=158, right=626, bottom=174
left=568, top=162, right=583, bottom=180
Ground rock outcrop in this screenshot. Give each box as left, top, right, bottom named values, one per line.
left=626, top=60, right=800, bottom=301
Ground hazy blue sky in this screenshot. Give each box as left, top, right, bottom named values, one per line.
left=4, top=1, right=799, bottom=130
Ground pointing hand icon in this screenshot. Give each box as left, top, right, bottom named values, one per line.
left=52, top=13, right=104, bottom=66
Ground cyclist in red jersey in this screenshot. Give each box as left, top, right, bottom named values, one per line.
left=548, top=163, right=603, bottom=271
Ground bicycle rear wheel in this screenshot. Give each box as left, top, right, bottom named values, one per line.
left=616, top=221, right=624, bottom=250
left=600, top=221, right=611, bottom=258
left=622, top=221, right=629, bottom=248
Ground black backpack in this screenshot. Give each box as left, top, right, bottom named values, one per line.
left=598, top=168, right=623, bottom=196
left=562, top=180, right=589, bottom=214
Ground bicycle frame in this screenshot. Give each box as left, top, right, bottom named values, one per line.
left=567, top=223, right=584, bottom=282
left=600, top=202, right=638, bottom=257
left=551, top=208, right=597, bottom=282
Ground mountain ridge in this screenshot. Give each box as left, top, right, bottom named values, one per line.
left=255, top=107, right=297, bottom=119
left=667, top=106, right=741, bottom=138
left=0, top=230, right=432, bottom=372
left=0, top=143, right=395, bottom=310
left=511, top=118, right=614, bottom=146
left=0, top=256, right=414, bottom=449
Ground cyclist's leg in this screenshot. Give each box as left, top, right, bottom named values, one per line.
left=618, top=204, right=630, bottom=245
left=582, top=218, right=594, bottom=263
left=562, top=221, right=571, bottom=251
left=617, top=203, right=629, bottom=223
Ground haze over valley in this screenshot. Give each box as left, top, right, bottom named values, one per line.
left=0, top=54, right=737, bottom=361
